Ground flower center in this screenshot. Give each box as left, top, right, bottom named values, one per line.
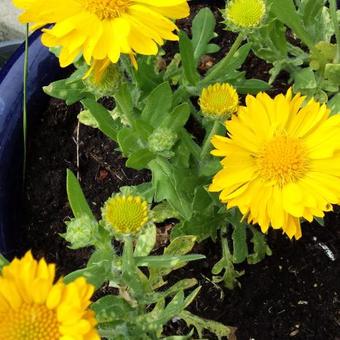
left=0, top=303, right=60, bottom=340
left=256, top=136, right=309, bottom=186
left=226, top=0, right=266, bottom=28
left=102, top=195, right=148, bottom=235
left=82, top=0, right=130, bottom=20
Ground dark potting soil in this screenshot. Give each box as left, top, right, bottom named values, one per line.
left=17, top=2, right=339, bottom=340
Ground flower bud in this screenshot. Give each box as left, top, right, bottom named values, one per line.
left=63, top=215, right=98, bottom=249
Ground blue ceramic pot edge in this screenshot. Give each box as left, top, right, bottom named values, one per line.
left=0, top=30, right=63, bottom=257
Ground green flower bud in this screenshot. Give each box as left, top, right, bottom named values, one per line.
left=84, top=62, right=124, bottom=98
left=148, top=128, right=177, bottom=153
left=62, top=215, right=98, bottom=249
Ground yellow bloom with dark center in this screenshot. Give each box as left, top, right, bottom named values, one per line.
left=102, top=195, right=149, bottom=235
left=12, top=0, right=190, bottom=67
left=209, top=89, right=340, bottom=239
left=0, top=251, right=99, bottom=340
left=225, top=0, right=266, bottom=29
left=199, top=83, right=239, bottom=120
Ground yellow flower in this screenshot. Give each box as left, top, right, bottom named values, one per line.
left=12, top=0, right=190, bottom=67
left=0, top=251, right=99, bottom=340
left=102, top=194, right=149, bottom=235
left=225, top=0, right=266, bottom=30
left=209, top=89, right=340, bottom=239
left=199, top=83, right=239, bottom=120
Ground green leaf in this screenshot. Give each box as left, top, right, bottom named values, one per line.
left=64, top=247, right=115, bottom=288
left=141, top=82, right=173, bottom=127
left=301, top=0, right=324, bottom=26
left=92, top=295, right=137, bottom=323
left=293, top=67, right=317, bottom=91
left=164, top=235, right=197, bottom=257
left=134, top=56, right=163, bottom=94
left=81, top=98, right=120, bottom=141
left=43, top=78, right=91, bottom=105
left=231, top=220, right=248, bottom=264
left=0, top=254, right=9, bottom=271
left=66, top=169, right=95, bottom=220
left=126, top=149, right=155, bottom=170
left=179, top=310, right=235, bottom=340
left=325, top=63, right=340, bottom=85
left=134, top=223, right=157, bottom=257
left=328, top=93, right=340, bottom=114
left=135, top=254, right=205, bottom=268
left=149, top=158, right=194, bottom=220
left=268, top=0, right=314, bottom=48
left=152, top=201, right=181, bottom=223
left=117, top=128, right=143, bottom=156
left=160, top=103, right=191, bottom=132
left=203, top=43, right=250, bottom=84
left=149, top=235, right=199, bottom=285
left=179, top=31, right=200, bottom=85
left=191, top=8, right=218, bottom=61
left=232, top=79, right=271, bottom=94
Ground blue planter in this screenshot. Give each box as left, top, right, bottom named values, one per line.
left=0, top=30, right=62, bottom=257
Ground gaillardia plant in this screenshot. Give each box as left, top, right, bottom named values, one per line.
left=209, top=89, right=340, bottom=239
left=5, top=0, right=340, bottom=337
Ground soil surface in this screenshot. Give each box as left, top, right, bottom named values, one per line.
left=17, top=2, right=339, bottom=340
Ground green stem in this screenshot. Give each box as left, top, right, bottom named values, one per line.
left=329, top=0, right=340, bottom=63
left=23, top=24, right=29, bottom=182
left=203, top=33, right=245, bottom=83
left=200, top=120, right=221, bottom=160
left=221, top=226, right=232, bottom=263
left=123, top=235, right=134, bottom=262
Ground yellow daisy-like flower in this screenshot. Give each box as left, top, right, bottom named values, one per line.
left=102, top=194, right=149, bottom=235
left=199, top=83, right=239, bottom=120
left=225, top=0, right=266, bottom=30
left=0, top=251, right=99, bottom=340
left=209, top=89, right=340, bottom=239
left=12, top=0, right=190, bottom=67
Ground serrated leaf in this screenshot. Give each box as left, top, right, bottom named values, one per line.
left=179, top=310, right=235, bottom=340
left=247, top=226, right=272, bottom=265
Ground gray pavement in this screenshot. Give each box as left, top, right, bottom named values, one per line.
left=0, top=0, right=25, bottom=41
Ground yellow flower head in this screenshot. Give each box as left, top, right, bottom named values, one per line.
left=225, top=0, right=266, bottom=30
left=0, top=251, right=99, bottom=340
left=13, top=0, right=190, bottom=67
left=199, top=83, right=239, bottom=120
left=209, top=89, right=340, bottom=239
left=102, top=194, right=149, bottom=235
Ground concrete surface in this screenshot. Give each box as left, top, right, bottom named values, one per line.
left=0, top=0, right=25, bottom=41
